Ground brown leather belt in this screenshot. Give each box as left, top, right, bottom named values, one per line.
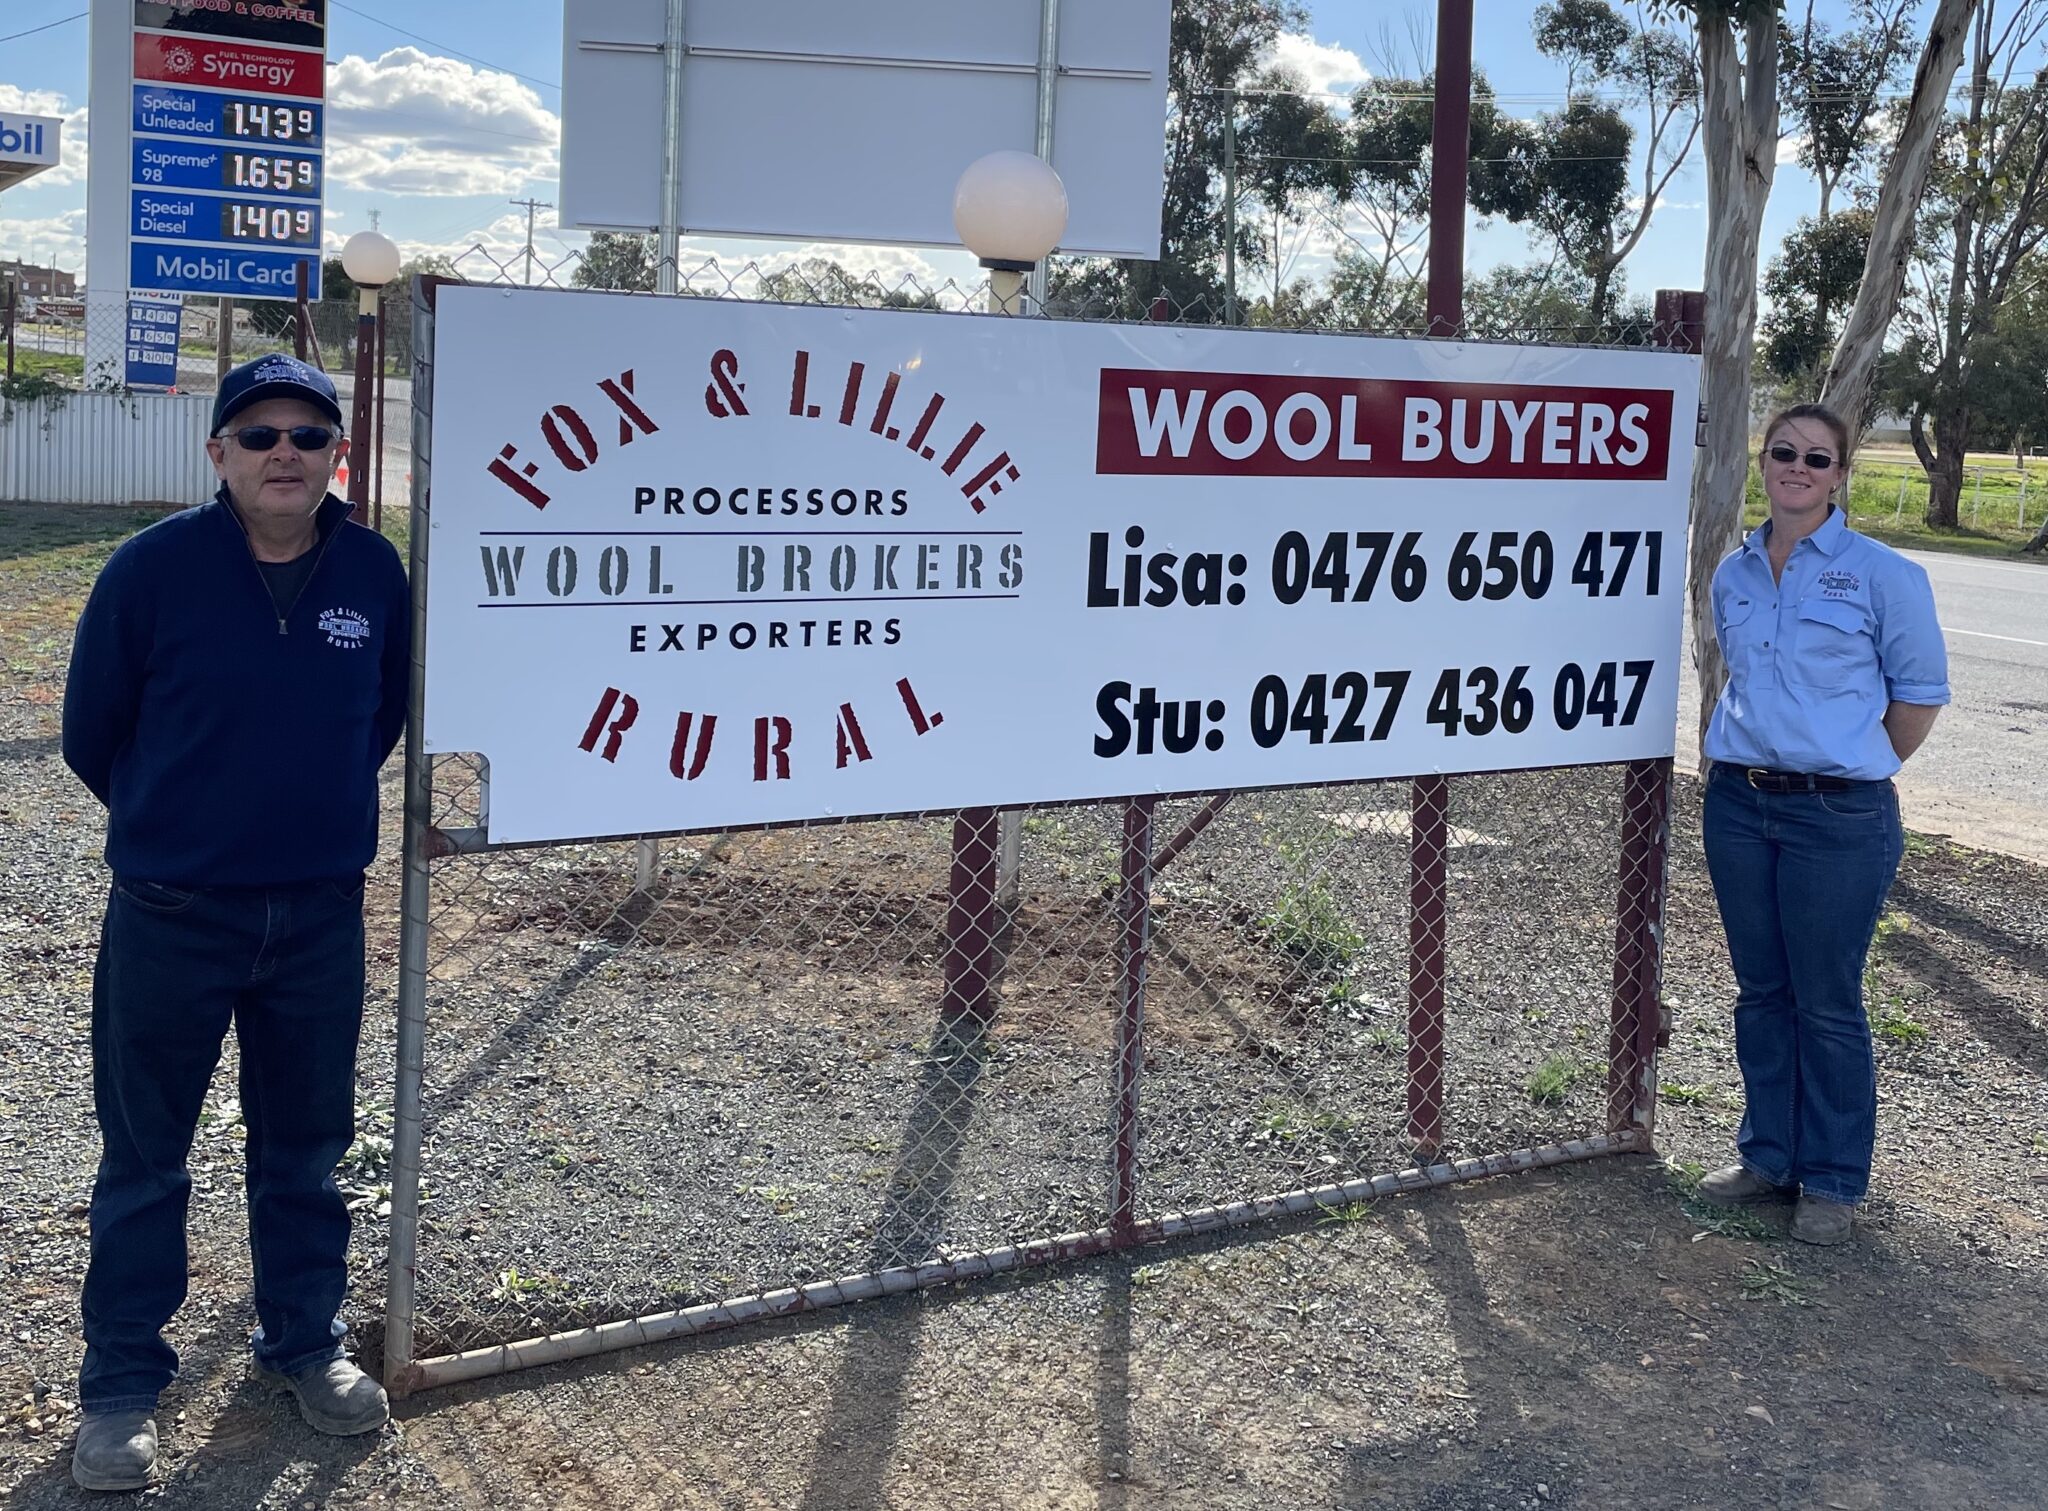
left=1715, top=762, right=1863, bottom=793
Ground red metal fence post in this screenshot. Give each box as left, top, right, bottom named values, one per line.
left=1109, top=796, right=1155, bottom=1246
left=1606, top=289, right=1700, bottom=1137
left=1406, top=0, right=1473, bottom=1157
left=941, top=808, right=1002, bottom=1031
left=374, top=290, right=388, bottom=533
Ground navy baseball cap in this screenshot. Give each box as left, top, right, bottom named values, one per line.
left=211, top=355, right=344, bottom=435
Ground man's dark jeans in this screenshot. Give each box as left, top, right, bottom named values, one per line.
left=78, top=876, right=366, bottom=1413
left=1701, top=765, right=1904, bottom=1206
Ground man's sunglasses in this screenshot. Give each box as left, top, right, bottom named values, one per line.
left=220, top=424, right=338, bottom=452
left=1766, top=443, right=1837, bottom=471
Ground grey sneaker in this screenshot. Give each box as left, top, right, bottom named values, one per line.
left=71, top=1409, right=157, bottom=1492
left=255, top=1357, right=389, bottom=1436
left=1791, top=1194, right=1855, bottom=1246
left=1697, top=1164, right=1797, bottom=1205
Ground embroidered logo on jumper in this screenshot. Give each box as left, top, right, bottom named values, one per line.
left=1817, top=568, right=1861, bottom=599
left=317, top=607, right=371, bottom=649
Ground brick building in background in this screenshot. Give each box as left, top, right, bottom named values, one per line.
left=0, top=261, right=79, bottom=299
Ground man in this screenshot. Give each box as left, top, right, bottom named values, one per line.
left=61, top=355, right=410, bottom=1491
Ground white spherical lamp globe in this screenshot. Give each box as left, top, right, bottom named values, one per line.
left=340, top=229, right=402, bottom=287
left=952, top=151, right=1069, bottom=266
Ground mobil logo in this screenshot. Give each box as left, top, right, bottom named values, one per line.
left=0, top=114, right=59, bottom=164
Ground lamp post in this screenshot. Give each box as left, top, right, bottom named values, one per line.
left=952, top=150, right=1068, bottom=316
left=339, top=230, right=400, bottom=523
left=938, top=152, right=1068, bottom=1024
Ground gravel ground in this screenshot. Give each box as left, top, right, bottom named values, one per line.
left=4, top=503, right=2045, bottom=1509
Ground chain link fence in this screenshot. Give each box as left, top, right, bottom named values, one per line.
left=372, top=245, right=1680, bottom=1394
left=1, top=289, right=410, bottom=516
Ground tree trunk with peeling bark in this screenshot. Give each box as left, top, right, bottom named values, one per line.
left=1688, top=7, right=1779, bottom=758
left=1820, top=0, right=1980, bottom=442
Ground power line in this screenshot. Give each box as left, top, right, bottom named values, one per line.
left=331, top=1, right=562, bottom=91
left=0, top=9, right=86, bottom=46
left=1240, top=153, right=1633, bottom=166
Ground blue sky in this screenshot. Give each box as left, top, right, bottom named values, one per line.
left=0, top=1, right=1861, bottom=299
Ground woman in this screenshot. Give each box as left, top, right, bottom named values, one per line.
left=1697, top=403, right=1948, bottom=1245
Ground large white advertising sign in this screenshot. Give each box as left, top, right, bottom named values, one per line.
left=558, top=0, right=1169, bottom=259
left=426, top=286, right=1699, bottom=844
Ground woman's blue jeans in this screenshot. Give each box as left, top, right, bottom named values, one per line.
left=1701, top=765, right=1904, bottom=1205
left=78, top=876, right=366, bottom=1413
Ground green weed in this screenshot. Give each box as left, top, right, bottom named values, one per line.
left=1314, top=1200, right=1380, bottom=1226
left=1527, top=1056, right=1589, bottom=1105
left=1741, top=1258, right=1815, bottom=1308
left=1872, top=1001, right=1930, bottom=1047
left=1666, top=1159, right=1781, bottom=1243
left=1259, top=880, right=1364, bottom=975
left=1253, top=1099, right=1356, bottom=1145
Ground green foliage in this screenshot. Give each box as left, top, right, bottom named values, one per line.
left=1761, top=209, right=1876, bottom=384
left=1259, top=878, right=1363, bottom=975
left=575, top=231, right=657, bottom=293
left=1254, top=1099, right=1356, bottom=1144
left=1872, top=1000, right=1931, bottom=1047
left=756, top=258, right=940, bottom=309
left=1044, top=0, right=1309, bottom=320
left=1536, top=0, right=1636, bottom=96
left=0, top=368, right=71, bottom=416
left=1526, top=1055, right=1588, bottom=1104
left=1741, top=1257, right=1815, bottom=1307
left=1777, top=5, right=1922, bottom=206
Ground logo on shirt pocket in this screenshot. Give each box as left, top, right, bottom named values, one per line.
left=317, top=607, right=372, bottom=650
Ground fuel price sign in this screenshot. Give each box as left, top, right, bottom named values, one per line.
left=124, top=0, right=327, bottom=299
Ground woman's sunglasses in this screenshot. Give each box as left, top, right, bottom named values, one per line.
left=222, top=424, right=338, bottom=452
left=1766, top=443, right=1837, bottom=471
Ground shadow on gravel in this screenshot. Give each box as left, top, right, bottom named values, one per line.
left=421, top=940, right=619, bottom=1138
left=793, top=1015, right=996, bottom=1511
left=1888, top=877, right=2048, bottom=986
left=6, top=1339, right=381, bottom=1510
left=0, top=506, right=163, bottom=566
left=1884, top=928, right=2048, bottom=1082
left=0, top=734, right=62, bottom=764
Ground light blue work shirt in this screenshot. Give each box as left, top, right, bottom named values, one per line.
left=1704, top=508, right=1949, bottom=781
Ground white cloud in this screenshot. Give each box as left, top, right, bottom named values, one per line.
left=1776, top=132, right=1809, bottom=166
left=323, top=48, right=558, bottom=196
left=0, top=84, right=88, bottom=189
left=1261, top=32, right=1372, bottom=100
left=0, top=207, right=87, bottom=269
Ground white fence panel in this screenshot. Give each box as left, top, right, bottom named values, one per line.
left=0, top=392, right=216, bottom=506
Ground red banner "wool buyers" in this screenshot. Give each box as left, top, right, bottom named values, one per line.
left=1095, top=369, right=1674, bottom=481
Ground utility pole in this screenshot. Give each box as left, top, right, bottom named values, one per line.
left=509, top=197, right=552, bottom=285
left=1222, top=87, right=1239, bottom=325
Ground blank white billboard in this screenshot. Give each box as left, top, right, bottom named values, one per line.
left=559, top=0, right=1170, bottom=259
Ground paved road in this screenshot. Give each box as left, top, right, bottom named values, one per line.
left=1677, top=547, right=2048, bottom=863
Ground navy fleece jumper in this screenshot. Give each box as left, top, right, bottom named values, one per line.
left=62, top=491, right=410, bottom=886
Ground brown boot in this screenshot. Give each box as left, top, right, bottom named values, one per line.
left=1791, top=1195, right=1854, bottom=1245
left=1697, top=1164, right=1796, bottom=1205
